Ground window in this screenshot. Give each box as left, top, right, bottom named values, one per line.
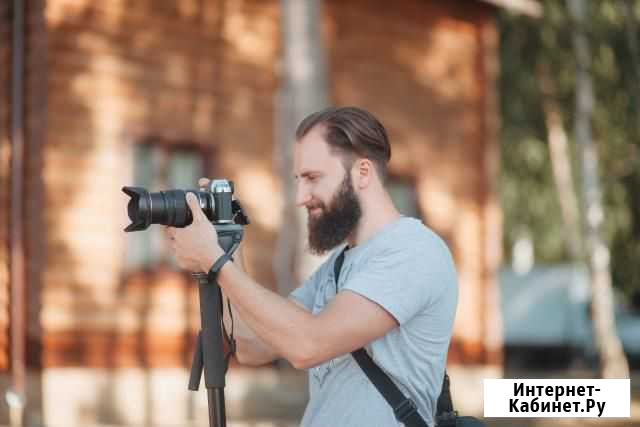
left=125, top=143, right=207, bottom=268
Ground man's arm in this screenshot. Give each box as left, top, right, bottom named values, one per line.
left=220, top=246, right=282, bottom=366
left=216, top=261, right=398, bottom=370
left=227, top=299, right=310, bottom=365
left=169, top=192, right=398, bottom=370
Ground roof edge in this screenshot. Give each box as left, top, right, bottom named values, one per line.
left=480, top=0, right=542, bottom=18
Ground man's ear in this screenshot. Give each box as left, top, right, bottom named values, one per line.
left=354, top=159, right=373, bottom=189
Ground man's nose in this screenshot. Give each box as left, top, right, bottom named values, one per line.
left=295, top=183, right=311, bottom=207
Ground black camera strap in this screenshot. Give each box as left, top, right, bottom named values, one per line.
left=333, top=249, right=455, bottom=427
left=217, top=241, right=243, bottom=374
left=220, top=293, right=236, bottom=373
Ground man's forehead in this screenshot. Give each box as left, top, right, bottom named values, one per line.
left=293, top=126, right=338, bottom=173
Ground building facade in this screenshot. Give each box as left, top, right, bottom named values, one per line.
left=1, top=0, right=538, bottom=424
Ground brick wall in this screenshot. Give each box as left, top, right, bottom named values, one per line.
left=0, top=0, right=11, bottom=372
left=0, top=0, right=48, bottom=386
left=1, top=0, right=502, bottom=370
left=325, top=0, right=503, bottom=365
left=41, top=0, right=280, bottom=367
left=25, top=0, right=48, bottom=371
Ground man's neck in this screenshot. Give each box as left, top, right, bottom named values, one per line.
left=347, top=201, right=402, bottom=248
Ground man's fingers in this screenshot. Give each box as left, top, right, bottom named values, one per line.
left=186, top=193, right=205, bottom=222
left=165, top=226, right=174, bottom=239
left=198, top=177, right=210, bottom=188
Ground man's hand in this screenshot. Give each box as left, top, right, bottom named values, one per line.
left=166, top=193, right=224, bottom=272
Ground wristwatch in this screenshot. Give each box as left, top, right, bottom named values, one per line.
left=208, top=252, right=233, bottom=281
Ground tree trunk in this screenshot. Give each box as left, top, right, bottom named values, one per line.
left=538, top=64, right=583, bottom=261
left=568, top=0, right=629, bottom=379
left=275, top=0, right=329, bottom=296
left=620, top=0, right=640, bottom=132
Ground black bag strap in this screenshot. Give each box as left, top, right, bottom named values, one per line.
left=333, top=249, right=429, bottom=426
left=333, top=249, right=460, bottom=426
left=352, top=348, right=430, bottom=426
left=332, top=246, right=347, bottom=290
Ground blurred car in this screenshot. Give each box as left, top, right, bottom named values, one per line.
left=499, top=265, right=640, bottom=369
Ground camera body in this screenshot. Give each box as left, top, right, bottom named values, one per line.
left=122, top=178, right=249, bottom=253
left=123, top=178, right=249, bottom=231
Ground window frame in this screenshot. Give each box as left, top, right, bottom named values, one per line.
left=124, top=138, right=215, bottom=271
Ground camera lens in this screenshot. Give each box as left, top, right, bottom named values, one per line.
left=122, top=187, right=214, bottom=232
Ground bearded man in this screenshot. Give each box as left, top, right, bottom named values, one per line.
left=167, top=106, right=458, bottom=427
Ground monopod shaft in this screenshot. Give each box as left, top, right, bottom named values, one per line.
left=189, top=224, right=243, bottom=427
left=193, top=273, right=227, bottom=427
left=208, top=388, right=226, bottom=427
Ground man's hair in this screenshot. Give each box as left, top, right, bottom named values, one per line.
left=295, top=106, right=391, bottom=180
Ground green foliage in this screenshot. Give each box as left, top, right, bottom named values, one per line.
left=498, top=1, right=640, bottom=297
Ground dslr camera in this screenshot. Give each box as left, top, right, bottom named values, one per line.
left=122, top=178, right=249, bottom=253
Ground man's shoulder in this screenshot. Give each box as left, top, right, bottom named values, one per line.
left=381, top=217, right=449, bottom=253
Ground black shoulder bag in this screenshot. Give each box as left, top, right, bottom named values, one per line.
left=333, top=250, right=485, bottom=427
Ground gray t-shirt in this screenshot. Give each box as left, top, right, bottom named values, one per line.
left=290, top=217, right=458, bottom=427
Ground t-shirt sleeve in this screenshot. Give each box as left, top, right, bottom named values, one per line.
left=289, top=267, right=322, bottom=311
left=342, top=244, right=447, bottom=325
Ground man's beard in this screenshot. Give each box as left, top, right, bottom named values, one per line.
left=307, top=173, right=362, bottom=255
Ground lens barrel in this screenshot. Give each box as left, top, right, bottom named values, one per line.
left=122, top=187, right=214, bottom=232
